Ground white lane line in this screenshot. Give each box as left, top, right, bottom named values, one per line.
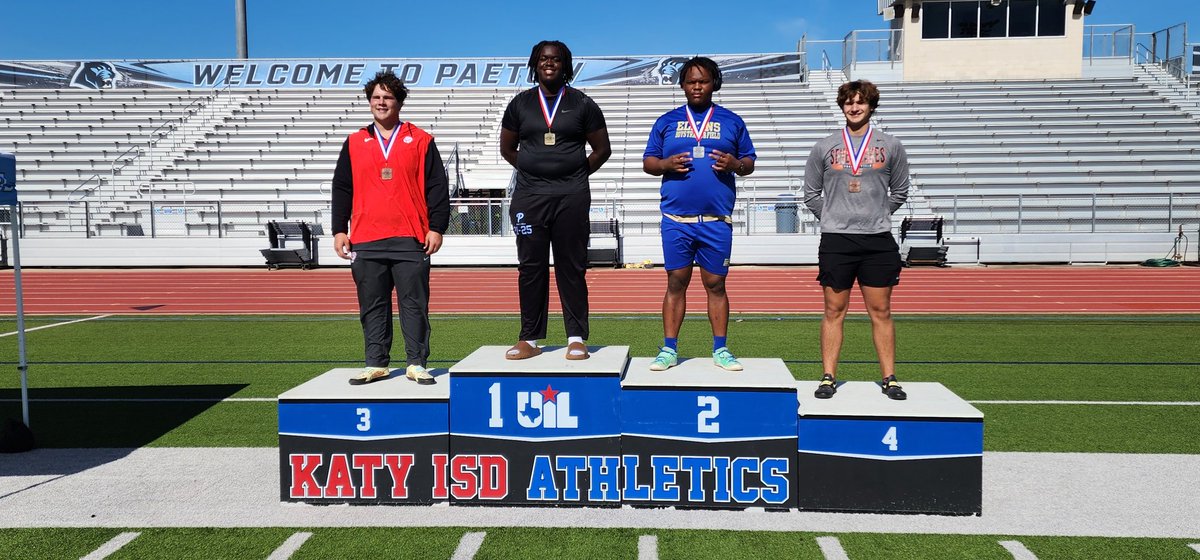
left=638, top=535, right=659, bottom=560
left=1188, top=543, right=1200, bottom=554
left=971, top=400, right=1200, bottom=406
left=451, top=531, right=486, bottom=560
left=80, top=531, right=140, bottom=560
left=816, top=536, right=850, bottom=560
left=1, top=314, right=111, bottom=338
left=999, top=540, right=1039, bottom=560
left=266, top=531, right=312, bottom=560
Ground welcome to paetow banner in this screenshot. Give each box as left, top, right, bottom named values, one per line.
left=0, top=54, right=801, bottom=90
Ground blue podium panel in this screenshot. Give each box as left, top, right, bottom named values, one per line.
left=448, top=345, right=627, bottom=506
left=278, top=368, right=449, bottom=504
left=621, top=357, right=797, bottom=509
left=796, top=381, right=983, bottom=515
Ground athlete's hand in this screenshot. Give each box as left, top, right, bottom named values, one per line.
left=333, top=233, right=352, bottom=260
left=661, top=152, right=692, bottom=174
left=424, top=231, right=443, bottom=255
left=710, top=149, right=741, bottom=174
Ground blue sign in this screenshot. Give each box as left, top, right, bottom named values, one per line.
left=0, top=54, right=802, bottom=89
left=0, top=153, right=15, bottom=206
left=279, top=401, right=448, bottom=440
left=450, top=376, right=620, bottom=440
left=798, top=418, right=983, bottom=460
left=622, top=389, right=797, bottom=441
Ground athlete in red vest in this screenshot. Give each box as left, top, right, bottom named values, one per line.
left=332, top=71, right=450, bottom=385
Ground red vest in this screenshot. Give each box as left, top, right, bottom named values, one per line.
left=347, top=123, right=433, bottom=244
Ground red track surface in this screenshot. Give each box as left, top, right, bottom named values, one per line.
left=2, top=266, right=1198, bottom=315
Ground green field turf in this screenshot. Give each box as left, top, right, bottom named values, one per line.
left=2, top=314, right=1198, bottom=556
left=2, top=314, right=1198, bottom=451
left=2, top=528, right=1198, bottom=560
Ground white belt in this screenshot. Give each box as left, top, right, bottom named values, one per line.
left=664, top=213, right=732, bottom=224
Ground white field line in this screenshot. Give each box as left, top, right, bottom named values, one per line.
left=80, top=531, right=140, bottom=560
left=970, top=401, right=1200, bottom=406
left=451, top=531, right=486, bottom=560
left=1188, top=543, right=1200, bottom=554
left=0, top=314, right=111, bottom=338
left=816, top=536, right=850, bottom=560
left=999, top=540, right=1039, bottom=560
left=266, top=531, right=312, bottom=560
left=638, top=535, right=659, bottom=560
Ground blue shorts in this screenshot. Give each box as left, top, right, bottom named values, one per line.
left=661, top=219, right=733, bottom=276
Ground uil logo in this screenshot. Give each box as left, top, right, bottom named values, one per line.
left=70, top=61, right=119, bottom=89
left=0, top=172, right=10, bottom=192
left=517, top=384, right=578, bottom=429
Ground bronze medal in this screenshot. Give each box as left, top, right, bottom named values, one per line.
left=544, top=132, right=556, bottom=146
left=848, top=179, right=861, bottom=193
left=381, top=167, right=393, bottom=180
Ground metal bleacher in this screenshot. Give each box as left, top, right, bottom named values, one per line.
left=3, top=69, right=1200, bottom=245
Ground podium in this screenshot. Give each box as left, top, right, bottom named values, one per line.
left=795, top=381, right=983, bottom=515
left=278, top=368, right=449, bottom=504
left=276, top=352, right=985, bottom=514
left=447, top=345, right=628, bottom=506
left=621, top=358, right=797, bottom=508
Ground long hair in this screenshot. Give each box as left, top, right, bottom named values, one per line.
left=526, top=40, right=575, bottom=84
left=363, top=70, right=409, bottom=105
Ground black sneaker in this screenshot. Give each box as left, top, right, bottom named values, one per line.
left=814, top=373, right=837, bottom=399
left=881, top=375, right=907, bottom=400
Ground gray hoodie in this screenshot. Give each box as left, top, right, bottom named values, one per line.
left=803, top=127, right=910, bottom=234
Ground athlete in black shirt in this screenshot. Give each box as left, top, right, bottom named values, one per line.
left=500, top=40, right=611, bottom=360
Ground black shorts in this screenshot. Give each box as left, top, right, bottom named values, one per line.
left=817, top=232, right=902, bottom=290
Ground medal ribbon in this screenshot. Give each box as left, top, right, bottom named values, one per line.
left=841, top=125, right=873, bottom=175
left=538, top=86, right=565, bottom=132
left=686, top=105, right=715, bottom=146
left=376, top=122, right=402, bottom=161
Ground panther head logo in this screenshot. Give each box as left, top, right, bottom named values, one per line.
left=70, top=61, right=119, bottom=89
left=655, top=57, right=689, bottom=86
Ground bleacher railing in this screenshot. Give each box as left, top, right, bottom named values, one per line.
left=10, top=192, right=1198, bottom=240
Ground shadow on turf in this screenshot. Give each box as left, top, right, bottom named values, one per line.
left=0, top=383, right=248, bottom=451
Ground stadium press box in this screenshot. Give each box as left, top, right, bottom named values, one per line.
left=278, top=368, right=449, bottom=504
left=448, top=345, right=628, bottom=506
left=621, top=358, right=798, bottom=509
left=795, top=381, right=984, bottom=515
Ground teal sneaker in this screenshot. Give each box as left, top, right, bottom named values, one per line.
left=712, top=347, right=743, bottom=371
left=648, top=347, right=678, bottom=371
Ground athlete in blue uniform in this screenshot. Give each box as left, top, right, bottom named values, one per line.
left=642, top=57, right=756, bottom=372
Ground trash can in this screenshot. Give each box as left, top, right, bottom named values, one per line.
left=775, top=193, right=798, bottom=233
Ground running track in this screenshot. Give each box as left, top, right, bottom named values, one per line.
left=1, top=266, right=1198, bottom=314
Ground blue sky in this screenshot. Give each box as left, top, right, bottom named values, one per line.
left=0, top=0, right=1193, bottom=60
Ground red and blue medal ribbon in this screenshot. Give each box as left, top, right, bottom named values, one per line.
left=841, top=125, right=873, bottom=175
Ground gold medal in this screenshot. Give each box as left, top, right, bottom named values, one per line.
left=381, top=167, right=393, bottom=180
left=848, top=179, right=861, bottom=193
left=544, top=132, right=556, bottom=146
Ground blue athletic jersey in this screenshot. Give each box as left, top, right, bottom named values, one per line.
left=643, top=104, right=756, bottom=216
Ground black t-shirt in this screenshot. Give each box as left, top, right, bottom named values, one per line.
left=501, top=86, right=606, bottom=195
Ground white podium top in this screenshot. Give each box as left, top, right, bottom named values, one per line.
left=796, top=381, right=983, bottom=419
left=278, top=368, right=450, bottom=401
left=449, top=345, right=630, bottom=375
left=624, top=357, right=795, bottom=390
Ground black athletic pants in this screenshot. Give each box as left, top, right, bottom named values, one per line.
left=509, top=189, right=590, bottom=341
left=351, top=252, right=431, bottom=368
